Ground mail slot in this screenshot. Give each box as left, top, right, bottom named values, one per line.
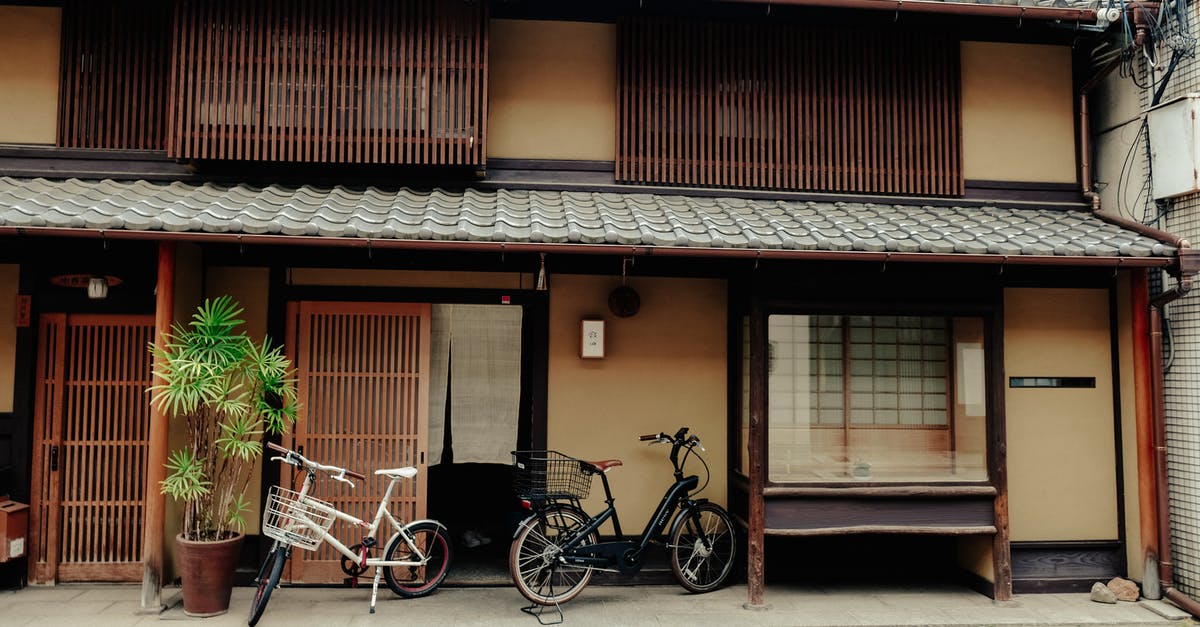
left=0, top=497, right=29, bottom=562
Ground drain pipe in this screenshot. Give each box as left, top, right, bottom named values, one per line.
left=1079, top=63, right=1189, bottom=248
left=1149, top=282, right=1200, bottom=617
left=1078, top=50, right=1200, bottom=615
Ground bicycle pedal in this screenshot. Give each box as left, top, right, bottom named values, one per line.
left=343, top=577, right=360, bottom=588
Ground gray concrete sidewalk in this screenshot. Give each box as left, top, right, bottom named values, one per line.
left=0, top=582, right=1194, bottom=627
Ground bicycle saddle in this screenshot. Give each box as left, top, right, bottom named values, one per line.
left=584, top=459, right=623, bottom=473
left=374, top=467, right=418, bottom=479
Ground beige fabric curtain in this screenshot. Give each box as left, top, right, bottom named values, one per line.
left=428, top=304, right=522, bottom=465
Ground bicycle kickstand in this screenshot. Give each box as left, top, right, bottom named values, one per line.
left=369, top=566, right=383, bottom=614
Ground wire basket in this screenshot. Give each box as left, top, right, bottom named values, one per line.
left=262, top=486, right=335, bottom=551
left=512, top=450, right=593, bottom=501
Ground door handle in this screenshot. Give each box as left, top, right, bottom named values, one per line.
left=50, top=445, right=59, bottom=472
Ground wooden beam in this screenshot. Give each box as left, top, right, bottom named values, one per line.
left=141, top=241, right=175, bottom=611
left=988, top=300, right=1013, bottom=601
left=745, top=296, right=767, bottom=608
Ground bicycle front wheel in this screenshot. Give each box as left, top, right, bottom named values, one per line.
left=509, top=505, right=596, bottom=606
left=669, top=502, right=736, bottom=593
left=248, top=541, right=288, bottom=626
left=383, top=521, right=453, bottom=598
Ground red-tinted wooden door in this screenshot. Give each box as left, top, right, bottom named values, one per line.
left=29, top=314, right=155, bottom=583
left=286, top=302, right=431, bottom=583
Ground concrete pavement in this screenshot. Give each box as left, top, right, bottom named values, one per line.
left=0, top=582, right=1194, bottom=626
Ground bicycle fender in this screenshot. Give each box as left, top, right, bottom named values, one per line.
left=403, top=518, right=448, bottom=532
left=384, top=519, right=451, bottom=550
left=513, top=513, right=538, bottom=539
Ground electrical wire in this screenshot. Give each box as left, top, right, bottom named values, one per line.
left=1117, top=120, right=1147, bottom=220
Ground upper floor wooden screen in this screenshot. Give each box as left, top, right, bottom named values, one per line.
left=167, top=0, right=487, bottom=165
left=617, top=19, right=963, bottom=196
left=58, top=1, right=171, bottom=150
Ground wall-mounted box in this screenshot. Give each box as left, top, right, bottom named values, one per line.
left=0, top=497, right=28, bottom=562
left=1147, top=94, right=1200, bottom=200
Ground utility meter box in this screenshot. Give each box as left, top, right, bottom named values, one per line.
left=1147, top=93, right=1200, bottom=200
left=0, top=497, right=29, bottom=562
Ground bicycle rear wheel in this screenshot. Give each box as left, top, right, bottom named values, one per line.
left=248, top=541, right=288, bottom=626
left=509, top=504, right=596, bottom=606
left=383, top=521, right=453, bottom=598
left=669, top=502, right=736, bottom=593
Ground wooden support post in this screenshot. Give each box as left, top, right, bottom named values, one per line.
left=989, top=303, right=1013, bottom=600
left=745, top=298, right=769, bottom=609
left=1130, top=270, right=1161, bottom=596
left=141, top=241, right=175, bottom=611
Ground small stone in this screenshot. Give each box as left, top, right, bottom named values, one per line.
left=1107, top=577, right=1140, bottom=602
left=1092, top=581, right=1118, bottom=604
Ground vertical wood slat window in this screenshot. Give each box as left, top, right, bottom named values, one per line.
left=167, top=0, right=487, bottom=165
left=58, top=1, right=171, bottom=150
left=618, top=19, right=962, bottom=196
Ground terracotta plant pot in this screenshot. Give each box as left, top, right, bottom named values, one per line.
left=175, top=532, right=245, bottom=617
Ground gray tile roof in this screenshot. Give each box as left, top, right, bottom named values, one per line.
left=0, top=177, right=1176, bottom=259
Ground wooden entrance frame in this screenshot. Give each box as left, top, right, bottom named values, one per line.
left=740, top=272, right=1014, bottom=606
left=141, top=241, right=174, bottom=610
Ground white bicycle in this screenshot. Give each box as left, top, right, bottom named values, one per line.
left=247, top=442, right=452, bottom=625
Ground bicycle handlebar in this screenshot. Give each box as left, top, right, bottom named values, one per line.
left=637, top=429, right=705, bottom=452
left=266, top=441, right=366, bottom=481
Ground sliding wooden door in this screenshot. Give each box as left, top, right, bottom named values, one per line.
left=287, top=302, right=432, bottom=583
left=29, top=314, right=155, bottom=583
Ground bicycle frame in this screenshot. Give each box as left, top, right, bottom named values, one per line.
left=553, top=471, right=701, bottom=574
left=287, top=467, right=442, bottom=570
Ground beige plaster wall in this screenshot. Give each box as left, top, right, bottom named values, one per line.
left=0, top=6, right=60, bottom=144
left=961, top=42, right=1076, bottom=184
left=208, top=267, right=271, bottom=343
left=1005, top=288, right=1118, bottom=541
left=203, top=266, right=271, bottom=538
left=956, top=536, right=994, bottom=583
left=0, top=264, right=17, bottom=413
left=1116, top=272, right=1143, bottom=580
left=488, top=20, right=616, bottom=161
left=546, top=275, right=727, bottom=532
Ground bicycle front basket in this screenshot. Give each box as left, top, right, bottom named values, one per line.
left=262, top=486, right=335, bottom=551
left=511, top=450, right=592, bottom=500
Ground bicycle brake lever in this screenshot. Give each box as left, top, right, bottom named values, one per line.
left=333, top=474, right=356, bottom=489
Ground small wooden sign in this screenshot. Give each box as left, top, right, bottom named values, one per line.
left=15, top=295, right=30, bottom=328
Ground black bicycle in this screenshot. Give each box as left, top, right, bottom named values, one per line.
left=508, top=427, right=736, bottom=611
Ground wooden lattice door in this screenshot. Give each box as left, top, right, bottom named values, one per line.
left=29, top=314, right=155, bottom=583
left=287, top=302, right=431, bottom=583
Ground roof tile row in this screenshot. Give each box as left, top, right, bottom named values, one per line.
left=0, top=177, right=1173, bottom=259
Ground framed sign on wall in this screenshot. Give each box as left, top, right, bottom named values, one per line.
left=581, top=319, right=605, bottom=359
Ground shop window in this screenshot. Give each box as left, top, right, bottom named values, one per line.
left=767, top=314, right=986, bottom=483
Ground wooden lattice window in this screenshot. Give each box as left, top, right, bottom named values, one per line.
left=618, top=19, right=962, bottom=196
left=58, top=1, right=172, bottom=150
left=167, top=0, right=488, bottom=165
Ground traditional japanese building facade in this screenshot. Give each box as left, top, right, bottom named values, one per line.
left=0, top=0, right=1192, bottom=612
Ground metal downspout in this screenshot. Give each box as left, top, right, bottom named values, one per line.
left=1150, top=282, right=1200, bottom=616
left=1078, top=53, right=1200, bottom=614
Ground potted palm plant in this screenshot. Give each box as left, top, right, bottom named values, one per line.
left=150, top=296, right=298, bottom=616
